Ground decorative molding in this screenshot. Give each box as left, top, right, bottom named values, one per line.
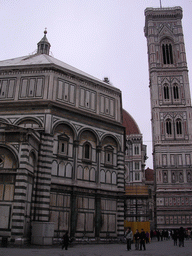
left=12, top=144, right=20, bottom=152
left=8, top=118, right=19, bottom=124
left=73, top=124, right=83, bottom=132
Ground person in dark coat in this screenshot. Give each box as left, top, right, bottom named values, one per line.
left=62, top=231, right=69, bottom=250
left=156, top=230, right=160, bottom=241
left=178, top=227, right=185, bottom=247
left=173, top=230, right=178, bottom=246
left=134, top=229, right=140, bottom=250
left=140, top=229, right=146, bottom=250
left=146, top=231, right=149, bottom=243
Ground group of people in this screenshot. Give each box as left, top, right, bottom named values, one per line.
left=150, top=227, right=189, bottom=247
left=62, top=227, right=189, bottom=251
left=125, top=227, right=147, bottom=251
left=150, top=229, right=171, bottom=241
left=172, top=227, right=185, bottom=247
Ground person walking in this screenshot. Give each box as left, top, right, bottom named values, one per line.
left=125, top=227, right=133, bottom=251
left=178, top=227, right=185, bottom=247
left=62, top=231, right=69, bottom=250
left=134, top=229, right=140, bottom=250
left=146, top=231, right=149, bottom=244
left=140, top=229, right=146, bottom=250
left=173, top=229, right=178, bottom=246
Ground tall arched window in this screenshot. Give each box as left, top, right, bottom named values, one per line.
left=173, top=84, right=179, bottom=100
left=82, top=142, right=92, bottom=162
left=84, top=143, right=90, bottom=159
left=176, top=119, right=182, bottom=135
left=104, top=145, right=114, bottom=166
left=134, top=145, right=139, bottom=155
left=166, top=119, right=172, bottom=135
left=164, top=84, right=170, bottom=100
left=162, top=43, right=173, bottom=64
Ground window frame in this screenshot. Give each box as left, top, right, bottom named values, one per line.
left=163, top=84, right=170, bottom=101
left=165, top=119, right=172, bottom=136
left=162, top=41, right=173, bottom=65
left=134, top=145, right=140, bottom=155
left=104, top=145, right=114, bottom=167
left=57, top=134, right=69, bottom=158
left=176, top=119, right=182, bottom=136
left=173, top=84, right=179, bottom=100
left=83, top=142, right=92, bottom=163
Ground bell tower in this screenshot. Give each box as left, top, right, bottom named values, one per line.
left=145, top=7, right=192, bottom=229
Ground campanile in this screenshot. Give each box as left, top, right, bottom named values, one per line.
left=145, top=7, right=192, bottom=229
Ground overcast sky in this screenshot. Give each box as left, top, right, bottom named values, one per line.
left=1, top=0, right=192, bottom=169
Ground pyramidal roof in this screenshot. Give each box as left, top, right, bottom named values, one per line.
left=0, top=31, right=117, bottom=88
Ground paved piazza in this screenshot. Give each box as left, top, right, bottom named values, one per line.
left=0, top=239, right=192, bottom=256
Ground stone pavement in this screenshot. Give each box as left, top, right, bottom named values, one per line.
left=0, top=239, right=192, bottom=256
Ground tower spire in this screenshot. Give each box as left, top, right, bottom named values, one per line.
left=37, top=29, right=51, bottom=55
left=160, top=0, right=162, bottom=8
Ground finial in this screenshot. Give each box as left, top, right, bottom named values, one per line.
left=44, top=27, right=47, bottom=35
left=160, top=0, right=162, bottom=8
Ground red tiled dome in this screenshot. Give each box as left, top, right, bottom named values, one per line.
left=122, top=109, right=141, bottom=135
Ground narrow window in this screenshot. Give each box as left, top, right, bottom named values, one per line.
left=135, top=172, right=140, bottom=181
left=176, top=120, right=182, bottom=135
left=135, top=162, right=139, bottom=170
left=162, top=44, right=166, bottom=64
left=166, top=119, right=172, bottom=135
left=58, top=134, right=69, bottom=156
left=164, top=84, right=169, bottom=100
left=84, top=144, right=90, bottom=159
left=166, top=44, right=170, bottom=64
left=169, top=44, right=173, bottom=64
left=162, top=43, right=173, bottom=64
left=134, top=145, right=139, bottom=155
left=61, top=143, right=65, bottom=153
left=173, top=84, right=179, bottom=100
left=104, top=145, right=113, bottom=166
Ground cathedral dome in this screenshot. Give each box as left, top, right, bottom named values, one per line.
left=122, top=109, right=141, bottom=135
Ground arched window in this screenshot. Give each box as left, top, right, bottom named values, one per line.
left=176, top=119, right=182, bottom=135
left=166, top=119, right=172, bottom=135
left=164, top=84, right=170, bottom=100
left=104, top=145, right=113, bottom=166
left=58, top=134, right=69, bottom=156
left=162, top=43, right=173, bottom=64
left=134, top=145, right=139, bottom=155
left=135, top=172, right=140, bottom=181
left=83, top=142, right=92, bottom=161
left=85, top=144, right=90, bottom=159
left=173, top=84, right=179, bottom=100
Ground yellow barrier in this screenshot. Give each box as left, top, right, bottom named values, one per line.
left=124, top=221, right=150, bottom=241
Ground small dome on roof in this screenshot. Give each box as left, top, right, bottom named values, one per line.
left=37, top=29, right=51, bottom=55
left=122, top=109, right=141, bottom=135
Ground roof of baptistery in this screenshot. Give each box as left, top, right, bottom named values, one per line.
left=0, top=30, right=141, bottom=134
left=0, top=30, right=119, bottom=92
left=122, top=109, right=141, bottom=135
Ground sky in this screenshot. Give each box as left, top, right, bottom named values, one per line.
left=1, top=0, right=192, bottom=169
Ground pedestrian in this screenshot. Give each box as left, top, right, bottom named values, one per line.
left=173, top=230, right=178, bottom=246
left=156, top=230, right=160, bottom=241
left=150, top=230, right=154, bottom=241
left=140, top=229, right=146, bottom=250
left=146, top=231, right=149, bottom=244
left=62, top=231, right=69, bottom=250
left=178, top=227, right=185, bottom=247
left=134, top=229, right=140, bottom=250
left=125, top=227, right=133, bottom=251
